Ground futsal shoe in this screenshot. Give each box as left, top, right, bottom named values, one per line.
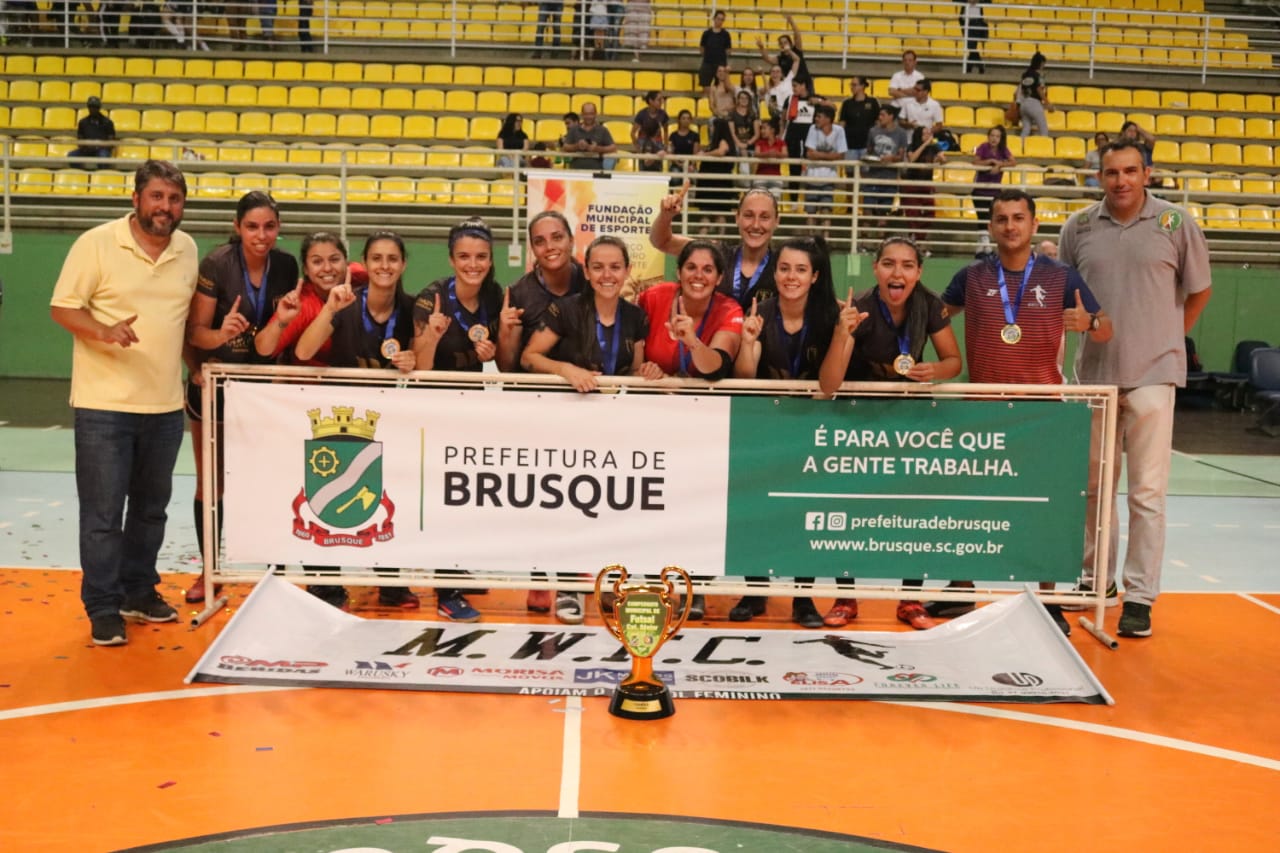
left=682, top=593, right=707, bottom=621
left=90, top=612, right=127, bottom=646
left=554, top=592, right=584, bottom=624
left=437, top=592, right=481, bottom=622
left=1117, top=601, right=1152, bottom=638
left=1045, top=604, right=1072, bottom=636
left=1061, top=579, right=1119, bottom=611
left=728, top=595, right=767, bottom=622
left=922, top=581, right=976, bottom=618
left=184, top=578, right=223, bottom=604
left=120, top=590, right=179, bottom=623
left=896, top=601, right=936, bottom=630
left=378, top=587, right=421, bottom=609
left=527, top=589, right=553, bottom=613
left=307, top=585, right=349, bottom=610
left=823, top=598, right=859, bottom=627
left=792, top=598, right=824, bottom=628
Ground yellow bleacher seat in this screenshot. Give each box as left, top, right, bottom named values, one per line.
left=47, top=107, right=82, bottom=132
left=371, top=115, right=403, bottom=138
left=1186, top=115, right=1215, bottom=137
left=1209, top=173, right=1242, bottom=194
left=214, top=59, right=244, bottom=80
left=1241, top=173, right=1275, bottom=195
left=1243, top=144, right=1274, bottom=167
left=454, top=180, right=491, bottom=206
left=1179, top=141, right=1211, bottom=165
left=415, top=90, right=445, bottom=112
left=141, top=109, right=174, bottom=134
left=288, top=86, right=321, bottom=109
left=1075, top=87, right=1104, bottom=107
left=114, top=139, right=150, bottom=160
left=16, top=168, right=54, bottom=195
left=471, top=117, right=501, bottom=140
left=1216, top=116, right=1244, bottom=137
left=227, top=84, right=258, bottom=107
left=532, top=119, right=562, bottom=143
left=1096, top=111, right=1125, bottom=134
left=1103, top=88, right=1132, bottom=108
left=1066, top=111, right=1095, bottom=133
left=514, top=68, right=543, bottom=88
left=509, top=92, right=539, bottom=115
left=1132, top=90, right=1160, bottom=109
left=274, top=61, right=305, bottom=82
left=352, top=88, right=383, bottom=110
left=1203, top=203, right=1238, bottom=229
left=205, top=111, right=239, bottom=136
left=337, top=114, right=370, bottom=137
left=379, top=177, right=419, bottom=204
left=959, top=82, right=988, bottom=103
left=94, top=57, right=124, bottom=77
left=355, top=145, right=392, bottom=167
left=445, top=91, right=477, bottom=113
left=39, top=80, right=71, bottom=102
left=219, top=144, right=254, bottom=164
left=51, top=168, right=89, bottom=194
left=575, top=69, right=604, bottom=91
left=945, top=106, right=975, bottom=128
left=1155, top=114, right=1185, bottom=136
left=541, top=92, right=571, bottom=115
left=238, top=112, right=272, bottom=136
left=287, top=146, right=323, bottom=166
left=270, top=174, right=308, bottom=201
left=305, top=114, right=339, bottom=137
left=71, top=81, right=102, bottom=102
left=452, top=65, right=482, bottom=87
left=390, top=144, right=427, bottom=168
left=321, top=87, right=352, bottom=109
left=259, top=86, right=289, bottom=108
left=426, top=148, right=461, bottom=171
left=165, top=84, right=196, bottom=106
left=232, top=172, right=271, bottom=196
left=1244, top=118, right=1273, bottom=138
left=1212, top=143, right=1243, bottom=166
left=1178, top=170, right=1210, bottom=192
left=10, top=107, right=44, bottom=131
left=195, top=84, right=226, bottom=106
left=1022, top=136, right=1055, bottom=158
left=393, top=64, right=424, bottom=85
left=11, top=137, right=47, bottom=158
left=485, top=67, right=515, bottom=89
left=88, top=170, right=128, bottom=197
left=1218, top=92, right=1245, bottom=111
left=381, top=89, right=413, bottom=111
left=185, top=58, right=214, bottom=78
left=1160, top=90, right=1189, bottom=109
left=304, top=61, right=334, bottom=82
left=244, top=60, right=274, bottom=80
left=306, top=175, right=343, bottom=201
left=404, top=116, right=436, bottom=139
left=1152, top=138, right=1182, bottom=164
left=364, top=64, right=394, bottom=84
left=1055, top=136, right=1087, bottom=160
left=102, top=81, right=133, bottom=104
left=603, top=94, right=636, bottom=118
left=478, top=91, right=508, bottom=115
left=1237, top=205, right=1273, bottom=230
left=1187, top=91, right=1216, bottom=112
left=271, top=113, right=305, bottom=136
left=333, top=62, right=363, bottom=83
left=172, top=110, right=205, bottom=136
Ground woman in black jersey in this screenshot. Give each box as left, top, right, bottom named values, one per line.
left=183, top=191, right=298, bottom=604
left=294, top=230, right=420, bottom=610
left=413, top=218, right=504, bottom=373
left=731, top=236, right=840, bottom=628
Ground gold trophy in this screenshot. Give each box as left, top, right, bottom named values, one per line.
left=595, top=564, right=692, bottom=720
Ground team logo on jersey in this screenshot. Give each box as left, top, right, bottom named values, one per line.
left=290, top=406, right=396, bottom=547
left=1158, top=210, right=1182, bottom=232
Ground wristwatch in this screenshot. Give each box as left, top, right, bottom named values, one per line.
left=1088, top=312, right=1101, bottom=332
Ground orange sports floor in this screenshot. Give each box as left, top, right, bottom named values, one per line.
left=1, top=568, right=1278, bottom=852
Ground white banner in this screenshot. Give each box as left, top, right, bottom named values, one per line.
left=186, top=574, right=1112, bottom=704
left=223, top=381, right=731, bottom=573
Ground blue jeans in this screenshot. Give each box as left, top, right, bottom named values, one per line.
left=534, top=1, right=563, bottom=47
left=74, top=408, right=185, bottom=616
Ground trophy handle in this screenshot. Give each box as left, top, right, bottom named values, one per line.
left=659, top=565, right=693, bottom=640
left=595, top=563, right=628, bottom=637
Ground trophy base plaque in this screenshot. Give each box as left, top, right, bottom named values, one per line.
left=610, top=681, right=676, bottom=720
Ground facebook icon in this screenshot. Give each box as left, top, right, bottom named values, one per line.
left=805, top=512, right=825, bottom=531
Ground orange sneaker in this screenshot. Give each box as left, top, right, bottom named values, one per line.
left=823, top=598, right=859, bottom=627
left=897, top=600, right=936, bottom=631
left=527, top=589, right=553, bottom=612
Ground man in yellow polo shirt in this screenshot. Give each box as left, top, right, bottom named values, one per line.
left=50, top=160, right=199, bottom=646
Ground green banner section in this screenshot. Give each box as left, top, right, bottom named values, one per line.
left=724, top=397, right=1091, bottom=582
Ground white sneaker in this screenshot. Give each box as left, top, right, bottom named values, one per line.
left=554, top=591, right=584, bottom=624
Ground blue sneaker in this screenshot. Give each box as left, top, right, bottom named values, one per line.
left=437, top=592, right=480, bottom=622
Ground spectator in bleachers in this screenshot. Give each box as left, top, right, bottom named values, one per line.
left=903, top=127, right=947, bottom=252
left=225, top=1, right=251, bottom=46
left=972, top=124, right=1016, bottom=236
left=707, top=65, right=737, bottom=119
left=900, top=79, right=944, bottom=134
left=632, top=91, right=670, bottom=173
left=162, top=1, right=210, bottom=50
left=70, top=97, right=117, bottom=168
left=889, top=50, right=925, bottom=110
left=757, top=14, right=812, bottom=91
left=863, top=105, right=910, bottom=239
left=256, top=0, right=276, bottom=40
left=532, top=0, right=564, bottom=58
left=753, top=117, right=786, bottom=200
left=1037, top=239, right=1058, bottom=260
left=498, top=113, right=531, bottom=171
left=667, top=109, right=702, bottom=181
left=961, top=0, right=988, bottom=74
left=694, top=117, right=740, bottom=232
left=730, top=90, right=761, bottom=165
left=297, top=0, right=315, bottom=52
left=782, top=77, right=824, bottom=209
left=561, top=104, right=618, bottom=171
left=587, top=0, right=608, bottom=59
left=738, top=67, right=762, bottom=117
left=839, top=76, right=880, bottom=160
left=698, top=10, right=732, bottom=95
left=805, top=104, right=847, bottom=236
left=1017, top=51, right=1051, bottom=138
left=1083, top=132, right=1108, bottom=188
left=1119, top=121, right=1160, bottom=186
left=620, top=0, right=652, bottom=63
left=764, top=62, right=797, bottom=124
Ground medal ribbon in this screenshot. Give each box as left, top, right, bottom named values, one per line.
left=875, top=290, right=911, bottom=359
left=239, top=246, right=271, bottom=329
left=731, top=247, right=770, bottom=303
left=595, top=313, right=623, bottom=376
left=996, top=256, right=1036, bottom=328
left=447, top=277, right=490, bottom=336
left=360, top=287, right=400, bottom=353
left=773, top=308, right=809, bottom=379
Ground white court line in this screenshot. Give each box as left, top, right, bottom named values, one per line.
left=1199, top=575, right=1222, bottom=584
left=1170, top=559, right=1189, bottom=568
left=879, top=701, right=1280, bottom=772
left=1167, top=523, right=1190, bottom=528
left=1213, top=523, right=1242, bottom=529
left=558, top=696, right=584, bottom=818
left=2, top=685, right=1276, bottom=774
left=1240, top=593, right=1280, bottom=616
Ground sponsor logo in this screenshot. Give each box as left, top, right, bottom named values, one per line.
left=343, top=660, right=412, bottom=679
left=291, top=406, right=395, bottom=548
left=782, top=671, right=864, bottom=687
left=682, top=673, right=770, bottom=685
left=216, top=655, right=327, bottom=674
left=885, top=673, right=937, bottom=683
left=1158, top=209, right=1182, bottom=232
left=874, top=672, right=960, bottom=689
left=992, top=672, right=1044, bottom=687
left=469, top=667, right=566, bottom=681
left=574, top=667, right=674, bottom=686
left=426, top=666, right=464, bottom=678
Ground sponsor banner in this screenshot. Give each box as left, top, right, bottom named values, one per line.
left=223, top=382, right=731, bottom=573
left=186, top=574, right=1111, bottom=704
left=726, top=396, right=1090, bottom=582
left=527, top=170, right=669, bottom=292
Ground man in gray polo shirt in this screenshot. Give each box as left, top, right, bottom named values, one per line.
left=561, top=102, right=618, bottom=171
left=1058, top=139, right=1212, bottom=639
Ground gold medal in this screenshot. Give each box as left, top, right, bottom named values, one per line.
left=468, top=325, right=490, bottom=343
left=380, top=339, right=400, bottom=359
left=894, top=354, right=915, bottom=375
left=1001, top=323, right=1022, bottom=345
